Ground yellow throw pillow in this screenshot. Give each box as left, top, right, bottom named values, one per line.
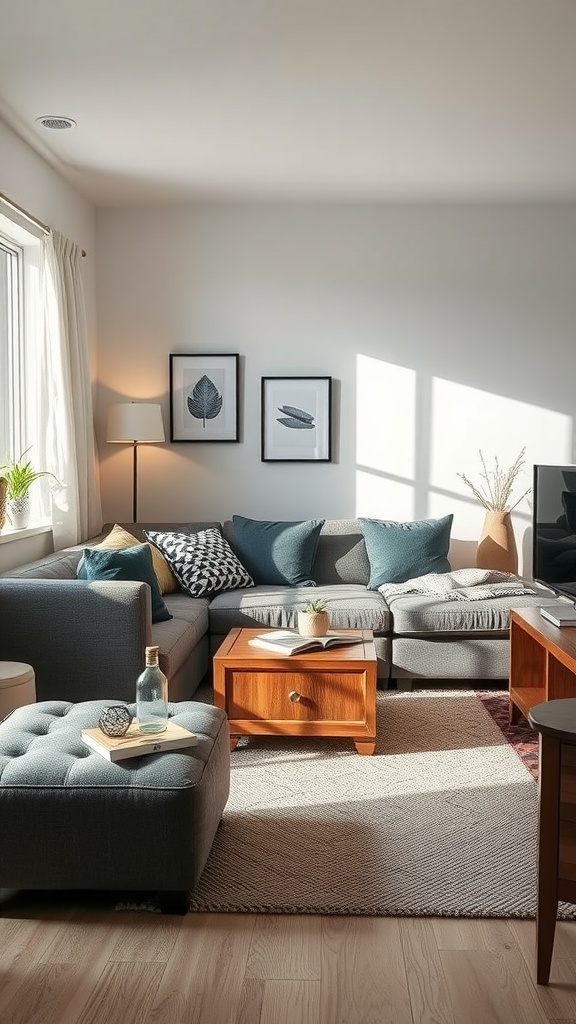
left=92, top=524, right=177, bottom=594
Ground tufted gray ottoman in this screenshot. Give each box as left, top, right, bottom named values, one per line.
left=0, top=699, right=230, bottom=912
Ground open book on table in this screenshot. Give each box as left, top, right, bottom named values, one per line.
left=248, top=630, right=363, bottom=656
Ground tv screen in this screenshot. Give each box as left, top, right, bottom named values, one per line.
left=533, top=464, right=576, bottom=601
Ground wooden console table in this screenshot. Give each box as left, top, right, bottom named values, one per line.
left=509, top=607, right=576, bottom=725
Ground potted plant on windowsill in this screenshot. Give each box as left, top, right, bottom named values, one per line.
left=0, top=448, right=58, bottom=531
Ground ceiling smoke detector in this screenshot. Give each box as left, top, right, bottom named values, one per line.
left=36, top=115, right=76, bottom=130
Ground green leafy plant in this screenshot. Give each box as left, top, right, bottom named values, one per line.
left=302, top=598, right=328, bottom=613
left=0, top=447, right=59, bottom=500
left=457, top=447, right=531, bottom=512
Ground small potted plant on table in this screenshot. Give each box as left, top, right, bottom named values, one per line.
left=297, top=599, right=330, bottom=637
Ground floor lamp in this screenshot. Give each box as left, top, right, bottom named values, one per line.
left=107, top=403, right=165, bottom=522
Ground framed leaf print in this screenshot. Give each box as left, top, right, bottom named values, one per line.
left=261, top=376, right=332, bottom=462
left=170, top=354, right=239, bottom=442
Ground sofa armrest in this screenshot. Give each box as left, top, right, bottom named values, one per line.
left=0, top=579, right=152, bottom=703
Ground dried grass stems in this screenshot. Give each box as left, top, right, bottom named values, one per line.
left=457, top=446, right=531, bottom=512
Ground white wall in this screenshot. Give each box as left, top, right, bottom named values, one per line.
left=96, top=202, right=576, bottom=573
left=0, top=118, right=97, bottom=571
left=0, top=119, right=97, bottom=363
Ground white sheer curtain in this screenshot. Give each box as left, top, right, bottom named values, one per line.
left=38, top=230, right=102, bottom=548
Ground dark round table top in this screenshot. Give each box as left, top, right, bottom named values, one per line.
left=529, top=699, right=576, bottom=741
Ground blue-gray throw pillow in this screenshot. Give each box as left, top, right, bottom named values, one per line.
left=78, top=543, right=172, bottom=623
left=359, top=515, right=453, bottom=588
left=231, top=515, right=325, bottom=586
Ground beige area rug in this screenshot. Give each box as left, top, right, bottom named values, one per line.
left=189, top=688, right=574, bottom=919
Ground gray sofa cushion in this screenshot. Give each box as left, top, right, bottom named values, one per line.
left=2, top=549, right=83, bottom=579
left=392, top=636, right=512, bottom=679
left=154, top=593, right=210, bottom=681
left=311, top=520, right=372, bottom=585
left=209, top=583, right=390, bottom=635
left=106, top=522, right=223, bottom=543
left=387, top=590, right=557, bottom=636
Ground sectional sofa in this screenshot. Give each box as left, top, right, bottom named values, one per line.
left=0, top=517, right=559, bottom=705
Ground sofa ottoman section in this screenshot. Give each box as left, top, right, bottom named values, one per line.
left=387, top=588, right=561, bottom=686
left=0, top=699, right=230, bottom=912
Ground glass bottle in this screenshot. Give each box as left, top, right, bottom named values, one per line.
left=136, top=645, right=168, bottom=734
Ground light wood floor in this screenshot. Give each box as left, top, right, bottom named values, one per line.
left=2, top=895, right=576, bottom=1024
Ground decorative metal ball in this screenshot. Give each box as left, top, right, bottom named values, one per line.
left=98, top=705, right=132, bottom=737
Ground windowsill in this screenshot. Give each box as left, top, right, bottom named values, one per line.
left=0, top=524, right=52, bottom=546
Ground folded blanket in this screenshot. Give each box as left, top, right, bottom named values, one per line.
left=379, top=567, right=537, bottom=602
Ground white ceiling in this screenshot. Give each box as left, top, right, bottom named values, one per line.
left=2, top=0, right=576, bottom=207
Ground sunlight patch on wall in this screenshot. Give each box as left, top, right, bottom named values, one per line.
left=356, top=355, right=417, bottom=517
left=356, top=469, right=417, bottom=520
left=354, top=357, right=572, bottom=573
left=431, top=376, right=572, bottom=544
left=356, top=355, right=415, bottom=476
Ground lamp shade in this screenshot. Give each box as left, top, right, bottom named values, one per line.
left=107, top=403, right=165, bottom=444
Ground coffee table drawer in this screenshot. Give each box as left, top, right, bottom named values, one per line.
left=227, top=669, right=368, bottom=722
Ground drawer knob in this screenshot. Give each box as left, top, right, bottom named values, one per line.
left=288, top=690, right=302, bottom=703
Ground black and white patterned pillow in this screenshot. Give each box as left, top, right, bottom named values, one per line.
left=145, top=529, right=254, bottom=597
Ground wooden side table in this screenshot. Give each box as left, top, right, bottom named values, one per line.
left=528, top=698, right=576, bottom=985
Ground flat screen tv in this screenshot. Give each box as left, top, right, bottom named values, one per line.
left=533, top=464, right=576, bottom=603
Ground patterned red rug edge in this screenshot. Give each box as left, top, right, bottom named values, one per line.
left=476, top=689, right=539, bottom=781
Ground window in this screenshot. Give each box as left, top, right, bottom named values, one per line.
left=0, top=210, right=45, bottom=526
left=0, top=236, right=20, bottom=459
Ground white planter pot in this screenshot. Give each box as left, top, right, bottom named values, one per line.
left=297, top=610, right=330, bottom=637
left=8, top=495, right=30, bottom=530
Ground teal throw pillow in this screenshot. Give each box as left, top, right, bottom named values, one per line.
left=79, top=543, right=172, bottom=624
left=359, top=515, right=453, bottom=589
left=231, top=515, right=325, bottom=586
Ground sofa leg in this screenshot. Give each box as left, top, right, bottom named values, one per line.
left=396, top=679, right=414, bottom=692
left=159, top=890, right=188, bottom=914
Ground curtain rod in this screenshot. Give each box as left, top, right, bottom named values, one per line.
left=0, top=192, right=87, bottom=257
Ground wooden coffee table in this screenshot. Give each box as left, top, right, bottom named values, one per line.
left=213, top=627, right=377, bottom=755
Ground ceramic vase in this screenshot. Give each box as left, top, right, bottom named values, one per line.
left=476, top=510, right=518, bottom=574
left=7, top=494, right=30, bottom=531
left=297, top=610, right=330, bottom=637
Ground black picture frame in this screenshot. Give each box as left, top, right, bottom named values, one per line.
left=261, top=376, right=332, bottom=462
left=170, top=353, right=239, bottom=442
